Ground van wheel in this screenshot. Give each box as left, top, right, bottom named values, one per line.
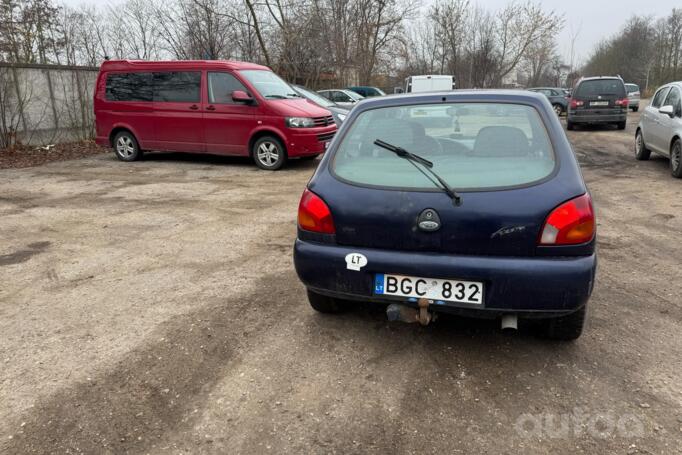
left=113, top=131, right=142, bottom=162
left=617, top=121, right=626, bottom=130
left=253, top=136, right=287, bottom=170
left=552, top=104, right=563, bottom=116
left=635, top=130, right=651, bottom=160
left=671, top=139, right=682, bottom=178
left=307, top=290, right=347, bottom=313
left=540, top=306, right=586, bottom=341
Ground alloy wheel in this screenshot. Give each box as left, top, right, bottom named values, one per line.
left=116, top=136, right=135, bottom=158
left=554, top=104, right=562, bottom=116
left=672, top=143, right=681, bottom=173
left=257, top=141, right=280, bottom=167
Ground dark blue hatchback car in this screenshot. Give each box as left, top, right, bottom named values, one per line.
left=294, top=91, right=597, bottom=340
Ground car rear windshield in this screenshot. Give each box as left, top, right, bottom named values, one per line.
left=574, top=79, right=625, bottom=98
left=626, top=84, right=640, bottom=93
left=332, top=103, right=556, bottom=190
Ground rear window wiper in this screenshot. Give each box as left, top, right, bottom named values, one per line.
left=374, top=139, right=462, bottom=206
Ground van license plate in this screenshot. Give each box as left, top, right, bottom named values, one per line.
left=374, top=273, right=483, bottom=305
left=591, top=101, right=608, bottom=106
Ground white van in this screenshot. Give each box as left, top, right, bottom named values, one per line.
left=405, top=75, right=456, bottom=93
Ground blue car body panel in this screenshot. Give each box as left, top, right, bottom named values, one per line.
left=294, top=90, right=596, bottom=316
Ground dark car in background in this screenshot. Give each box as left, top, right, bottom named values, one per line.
left=527, top=87, right=569, bottom=116
left=347, top=86, right=386, bottom=97
left=292, top=84, right=350, bottom=125
left=567, top=76, right=629, bottom=130
left=294, top=91, right=597, bottom=341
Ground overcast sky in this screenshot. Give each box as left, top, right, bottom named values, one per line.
left=60, top=0, right=679, bottom=65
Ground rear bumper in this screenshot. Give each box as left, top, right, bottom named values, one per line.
left=286, top=127, right=336, bottom=157
left=95, top=135, right=109, bottom=147
left=294, top=240, right=596, bottom=317
left=568, top=112, right=627, bottom=124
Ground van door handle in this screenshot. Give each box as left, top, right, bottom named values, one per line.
left=189, top=104, right=199, bottom=110
left=206, top=105, right=215, bottom=111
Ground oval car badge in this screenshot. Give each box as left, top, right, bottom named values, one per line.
left=418, top=208, right=441, bottom=232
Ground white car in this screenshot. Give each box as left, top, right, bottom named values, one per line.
left=636, top=81, right=682, bottom=178
left=626, top=83, right=641, bottom=112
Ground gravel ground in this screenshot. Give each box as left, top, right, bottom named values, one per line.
left=0, top=106, right=681, bottom=454
left=0, top=142, right=106, bottom=169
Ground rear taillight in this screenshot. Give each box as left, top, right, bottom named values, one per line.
left=615, top=98, right=629, bottom=107
left=298, top=189, right=335, bottom=234
left=539, top=194, right=595, bottom=245
left=570, top=99, right=584, bottom=109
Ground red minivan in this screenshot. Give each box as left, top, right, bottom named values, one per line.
left=94, top=60, right=337, bottom=170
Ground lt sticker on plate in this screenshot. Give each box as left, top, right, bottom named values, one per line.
left=345, top=253, right=367, bottom=271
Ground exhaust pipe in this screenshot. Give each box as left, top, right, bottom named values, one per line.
left=501, top=314, right=518, bottom=331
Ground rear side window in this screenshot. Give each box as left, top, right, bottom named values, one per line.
left=153, top=72, right=201, bottom=103
left=332, top=103, right=555, bottom=190
left=105, top=72, right=153, bottom=102
left=208, top=72, right=248, bottom=104
left=574, top=79, right=625, bottom=98
left=651, top=87, right=671, bottom=108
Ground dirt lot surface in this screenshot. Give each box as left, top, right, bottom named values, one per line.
left=0, top=142, right=106, bottom=170
left=1, top=107, right=681, bottom=454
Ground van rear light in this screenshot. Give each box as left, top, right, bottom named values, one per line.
left=570, top=99, right=584, bottom=109
left=539, top=194, right=595, bottom=245
left=615, top=98, right=630, bottom=107
left=298, top=189, right=335, bottom=234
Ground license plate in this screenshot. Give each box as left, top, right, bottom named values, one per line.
left=591, top=101, right=609, bottom=106
left=374, top=273, right=484, bottom=305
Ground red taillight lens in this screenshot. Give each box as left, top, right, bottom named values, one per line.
left=539, top=194, right=595, bottom=245
left=570, top=99, right=583, bottom=109
left=615, top=98, right=629, bottom=107
left=298, top=189, right=335, bottom=234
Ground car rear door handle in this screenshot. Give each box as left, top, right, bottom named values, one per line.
left=189, top=104, right=199, bottom=110
left=206, top=105, right=215, bottom=111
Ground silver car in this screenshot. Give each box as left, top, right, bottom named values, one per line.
left=317, top=89, right=364, bottom=108
left=636, top=81, right=682, bottom=178
left=625, top=83, right=641, bottom=112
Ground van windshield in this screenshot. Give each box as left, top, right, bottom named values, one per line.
left=332, top=103, right=556, bottom=190
left=239, top=70, right=299, bottom=99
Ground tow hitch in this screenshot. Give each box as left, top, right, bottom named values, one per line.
left=386, top=298, right=436, bottom=326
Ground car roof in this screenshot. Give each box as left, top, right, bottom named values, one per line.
left=351, top=90, right=549, bottom=110
left=578, top=76, right=623, bottom=82
left=100, top=59, right=270, bottom=72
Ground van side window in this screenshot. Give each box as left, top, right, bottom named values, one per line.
left=153, top=72, right=201, bottom=103
left=106, top=72, right=153, bottom=102
left=208, top=72, right=248, bottom=104
left=651, top=87, right=670, bottom=109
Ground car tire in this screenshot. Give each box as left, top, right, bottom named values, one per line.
left=632, top=107, right=639, bottom=112
left=617, top=121, right=626, bottom=130
left=541, top=306, right=586, bottom=341
left=252, top=136, right=287, bottom=170
left=635, top=129, right=651, bottom=161
left=307, top=289, right=347, bottom=313
left=671, top=139, right=682, bottom=179
left=566, top=121, right=574, bottom=131
left=553, top=104, right=563, bottom=116
left=113, top=131, right=142, bottom=162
